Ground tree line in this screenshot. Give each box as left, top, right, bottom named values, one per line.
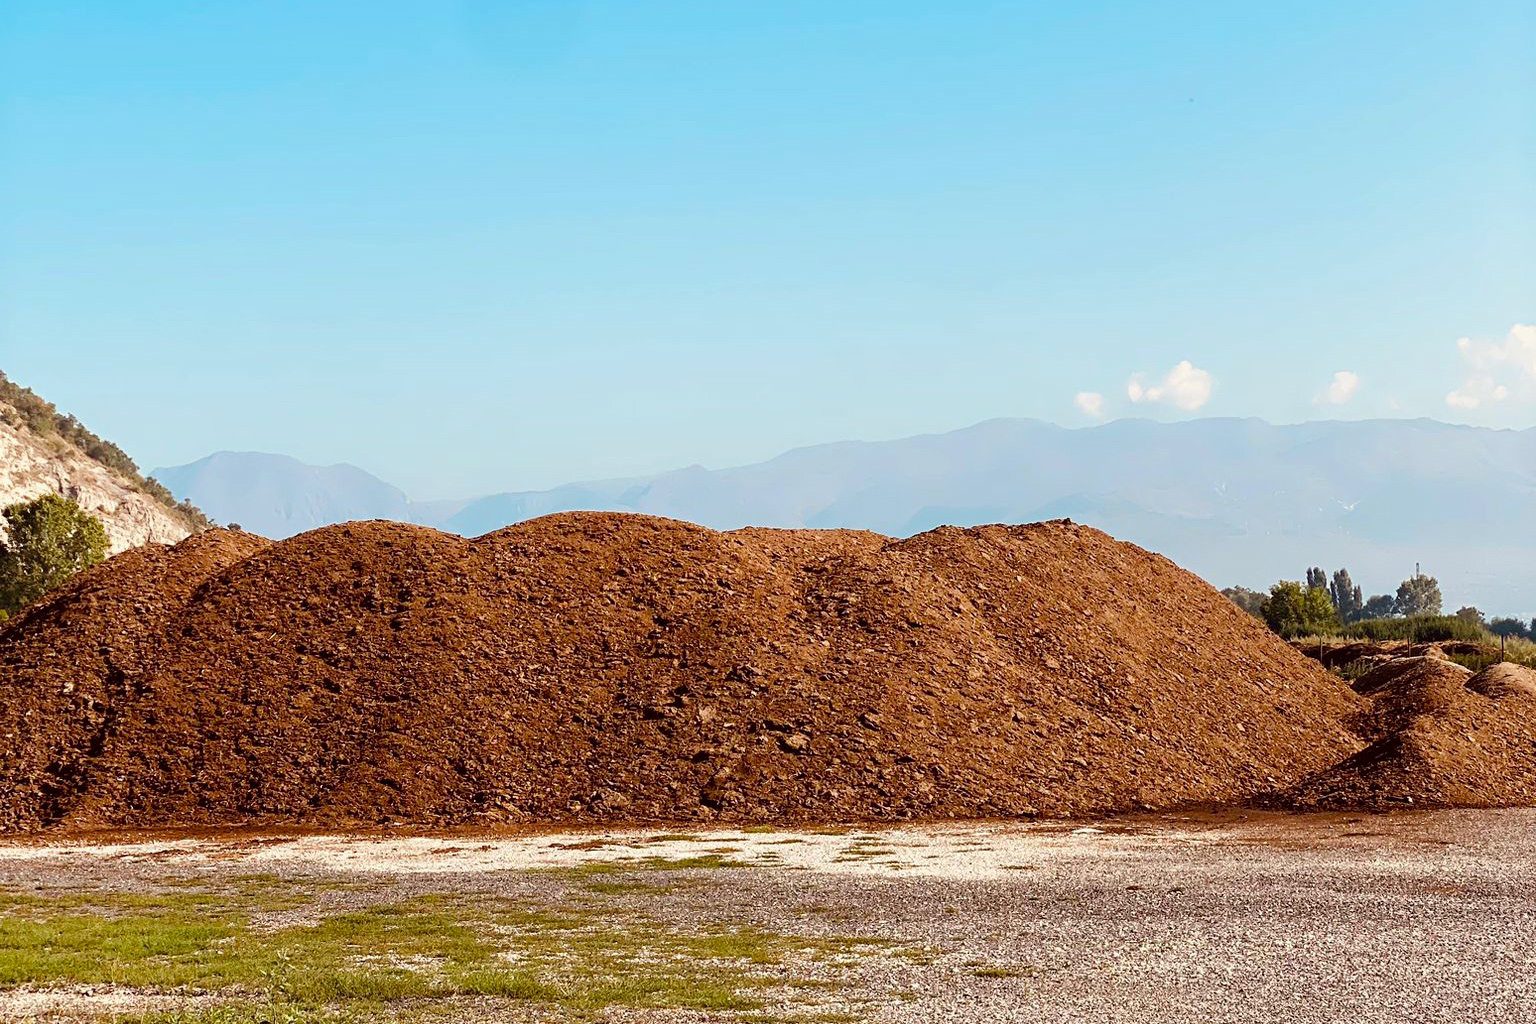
left=1223, top=568, right=1535, bottom=641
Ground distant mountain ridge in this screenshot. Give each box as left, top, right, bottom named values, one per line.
left=153, top=418, right=1536, bottom=615
left=152, top=453, right=413, bottom=541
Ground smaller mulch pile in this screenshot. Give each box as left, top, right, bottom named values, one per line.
left=1280, top=653, right=1536, bottom=809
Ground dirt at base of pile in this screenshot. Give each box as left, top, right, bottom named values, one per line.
left=1276, top=658, right=1536, bottom=811
left=0, top=514, right=1364, bottom=834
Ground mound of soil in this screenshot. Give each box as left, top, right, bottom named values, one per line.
left=0, top=514, right=1363, bottom=833
left=0, top=529, right=270, bottom=831
left=1279, top=659, right=1536, bottom=810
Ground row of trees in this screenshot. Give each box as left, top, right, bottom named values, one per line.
left=1225, top=565, right=1533, bottom=639
left=1454, top=606, right=1536, bottom=641
left=1224, top=568, right=1437, bottom=634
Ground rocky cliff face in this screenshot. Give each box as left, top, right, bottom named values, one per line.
left=0, top=410, right=193, bottom=554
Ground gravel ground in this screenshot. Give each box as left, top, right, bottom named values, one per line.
left=3, top=808, right=1535, bottom=1022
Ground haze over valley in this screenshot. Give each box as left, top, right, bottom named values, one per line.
left=153, top=415, right=1535, bottom=617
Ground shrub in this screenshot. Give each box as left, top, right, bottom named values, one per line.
left=1261, top=581, right=1338, bottom=638
left=0, top=494, right=110, bottom=615
left=1342, top=615, right=1487, bottom=643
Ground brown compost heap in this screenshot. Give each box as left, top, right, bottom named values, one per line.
left=1278, top=656, right=1536, bottom=809
left=0, top=511, right=1507, bottom=834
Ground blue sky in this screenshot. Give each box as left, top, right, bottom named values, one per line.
left=2, top=0, right=1532, bottom=497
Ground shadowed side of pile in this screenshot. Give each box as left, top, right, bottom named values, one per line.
left=2, top=513, right=1363, bottom=832
left=0, top=530, right=271, bottom=831
left=1280, top=657, right=1536, bottom=809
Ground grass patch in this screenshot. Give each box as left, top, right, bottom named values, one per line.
left=114, top=1006, right=367, bottom=1024
left=2, top=883, right=895, bottom=1021
left=538, top=852, right=751, bottom=878
left=638, top=853, right=753, bottom=870
left=833, top=843, right=898, bottom=863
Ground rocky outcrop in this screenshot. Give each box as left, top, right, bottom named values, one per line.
left=0, top=414, right=192, bottom=554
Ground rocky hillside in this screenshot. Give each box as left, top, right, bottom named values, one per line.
left=0, top=373, right=207, bottom=553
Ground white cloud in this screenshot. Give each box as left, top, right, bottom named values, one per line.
left=1073, top=391, right=1105, bottom=418
left=1126, top=360, right=1213, bottom=411
left=1445, top=324, right=1536, bottom=409
left=1315, top=370, right=1361, bottom=406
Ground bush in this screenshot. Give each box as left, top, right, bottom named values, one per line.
left=1261, top=581, right=1338, bottom=638
left=1342, top=615, right=1488, bottom=643
left=0, top=494, right=110, bottom=616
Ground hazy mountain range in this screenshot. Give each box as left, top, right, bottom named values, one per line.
left=153, top=418, right=1536, bottom=616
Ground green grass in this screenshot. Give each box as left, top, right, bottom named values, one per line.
left=1, top=879, right=894, bottom=1022
left=1342, top=615, right=1487, bottom=642
left=113, top=1007, right=368, bottom=1024
left=1466, top=635, right=1536, bottom=669
left=537, top=852, right=752, bottom=878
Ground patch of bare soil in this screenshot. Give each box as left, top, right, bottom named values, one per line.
left=0, top=514, right=1362, bottom=832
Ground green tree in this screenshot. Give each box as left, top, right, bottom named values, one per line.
left=1395, top=573, right=1443, bottom=617
left=1361, top=593, right=1397, bottom=618
left=1455, top=606, right=1484, bottom=626
left=0, top=494, right=110, bottom=616
left=1261, top=580, right=1339, bottom=637
left=1221, top=586, right=1266, bottom=618
left=1329, top=568, right=1363, bottom=621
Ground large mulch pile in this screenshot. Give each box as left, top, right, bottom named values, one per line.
left=2, top=513, right=1367, bottom=833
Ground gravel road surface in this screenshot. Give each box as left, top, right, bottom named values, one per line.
left=2, top=809, right=1532, bottom=1022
